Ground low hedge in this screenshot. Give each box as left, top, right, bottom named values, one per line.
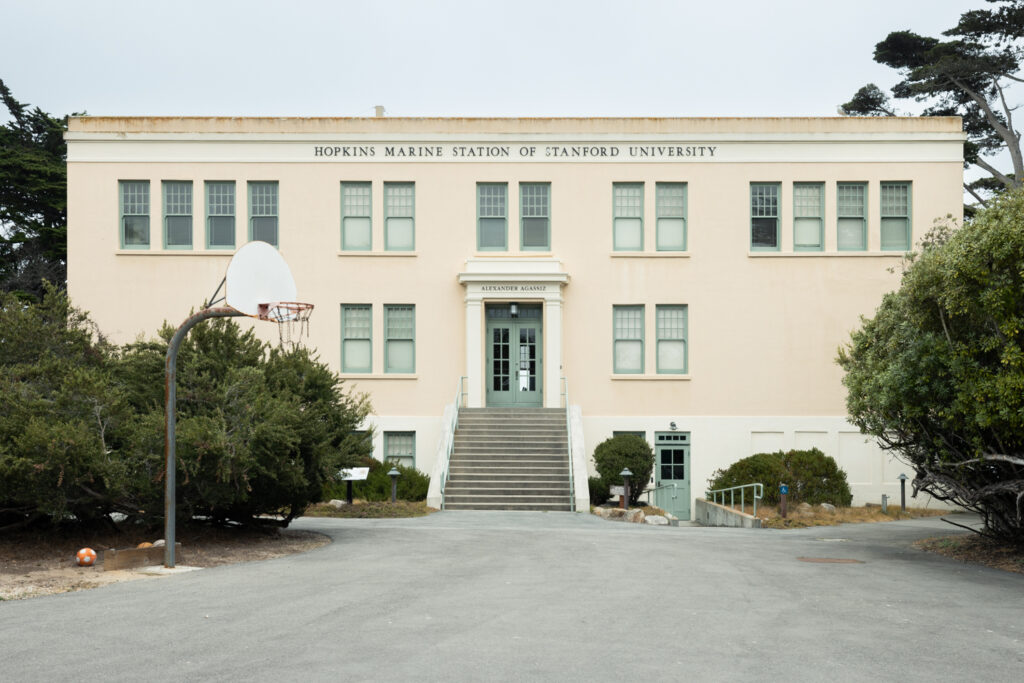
left=324, top=457, right=430, bottom=502
left=707, top=448, right=852, bottom=506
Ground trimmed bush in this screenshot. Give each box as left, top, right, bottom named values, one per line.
left=707, top=448, right=852, bottom=507
left=325, top=457, right=430, bottom=502
left=588, top=476, right=610, bottom=506
left=592, top=435, right=654, bottom=506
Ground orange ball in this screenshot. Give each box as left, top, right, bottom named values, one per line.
left=76, top=547, right=97, bottom=567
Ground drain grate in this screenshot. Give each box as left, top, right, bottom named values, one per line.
left=797, top=557, right=864, bottom=564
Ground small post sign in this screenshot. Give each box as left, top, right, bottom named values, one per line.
left=339, top=467, right=369, bottom=504
left=780, top=484, right=789, bottom=519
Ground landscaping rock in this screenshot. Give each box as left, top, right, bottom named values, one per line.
left=624, top=509, right=645, bottom=524
left=606, top=508, right=627, bottom=520
left=644, top=515, right=668, bottom=525
left=327, top=499, right=347, bottom=509
left=819, top=503, right=837, bottom=513
left=798, top=502, right=812, bottom=511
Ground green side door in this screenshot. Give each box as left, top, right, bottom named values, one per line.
left=654, top=431, right=690, bottom=520
left=486, top=304, right=542, bottom=407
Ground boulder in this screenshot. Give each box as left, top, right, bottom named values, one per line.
left=819, top=503, right=837, bottom=513
left=606, top=508, right=627, bottom=520
left=327, top=499, right=347, bottom=509
left=797, top=502, right=812, bottom=511
left=624, top=508, right=645, bottom=524
left=644, top=515, right=669, bottom=525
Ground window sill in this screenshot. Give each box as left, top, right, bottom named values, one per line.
left=115, top=249, right=232, bottom=256
left=610, top=374, right=691, bottom=381
left=337, top=251, right=418, bottom=257
left=610, top=252, right=690, bottom=258
left=339, top=373, right=418, bottom=380
left=747, top=251, right=905, bottom=258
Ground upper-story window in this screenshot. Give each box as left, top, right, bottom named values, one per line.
left=656, top=305, right=688, bottom=374
left=750, top=183, right=780, bottom=251
left=341, top=182, right=372, bottom=250
left=613, top=305, right=644, bottom=374
left=880, top=182, right=911, bottom=251
left=248, top=181, right=278, bottom=246
left=837, top=182, right=867, bottom=251
left=163, top=181, right=193, bottom=249
left=384, top=182, right=415, bottom=251
left=793, top=182, right=823, bottom=252
left=477, top=183, right=508, bottom=251
left=613, top=183, right=644, bottom=251
left=656, top=183, right=686, bottom=251
left=205, top=181, right=236, bottom=249
left=520, top=183, right=550, bottom=250
left=119, top=180, right=150, bottom=249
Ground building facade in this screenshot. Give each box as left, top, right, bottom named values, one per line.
left=66, top=116, right=965, bottom=517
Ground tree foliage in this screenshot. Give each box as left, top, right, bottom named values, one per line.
left=0, top=79, right=72, bottom=301
left=838, top=190, right=1024, bottom=543
left=839, top=1, right=1024, bottom=205
left=0, top=294, right=374, bottom=531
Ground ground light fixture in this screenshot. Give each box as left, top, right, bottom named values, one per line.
left=620, top=468, right=633, bottom=508
left=389, top=467, right=401, bottom=502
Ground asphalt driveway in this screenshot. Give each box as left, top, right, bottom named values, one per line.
left=1, top=511, right=1021, bottom=681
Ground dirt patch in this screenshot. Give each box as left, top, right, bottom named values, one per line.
left=305, top=500, right=436, bottom=518
left=0, top=524, right=329, bottom=601
left=915, top=535, right=1024, bottom=574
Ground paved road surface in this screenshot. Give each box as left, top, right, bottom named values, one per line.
left=1, top=511, right=1021, bottom=681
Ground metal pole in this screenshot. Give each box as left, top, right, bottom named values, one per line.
left=164, top=307, right=245, bottom=568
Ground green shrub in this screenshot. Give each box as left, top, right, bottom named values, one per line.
left=707, top=448, right=852, bottom=506
left=592, top=435, right=654, bottom=506
left=324, top=457, right=430, bottom=502
left=588, top=476, right=610, bottom=506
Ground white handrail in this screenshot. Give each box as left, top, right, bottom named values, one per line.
left=427, top=376, right=466, bottom=510
left=562, top=377, right=575, bottom=512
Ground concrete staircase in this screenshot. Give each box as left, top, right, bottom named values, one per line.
left=443, top=408, right=573, bottom=511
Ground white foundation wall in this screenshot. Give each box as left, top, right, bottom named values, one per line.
left=362, top=415, right=444, bottom=475
left=581, top=415, right=952, bottom=510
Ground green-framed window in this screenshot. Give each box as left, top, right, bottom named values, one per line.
left=205, top=181, right=235, bottom=249
left=384, top=431, right=415, bottom=469
left=248, top=181, right=278, bottom=246
left=613, top=430, right=647, bottom=440
left=384, top=182, right=414, bottom=251
left=341, top=182, right=372, bottom=250
left=613, top=183, right=643, bottom=251
left=793, top=183, right=823, bottom=251
left=477, top=183, right=507, bottom=250
left=119, top=180, right=150, bottom=248
left=520, top=183, right=550, bottom=250
left=656, top=182, right=686, bottom=251
left=163, top=181, right=193, bottom=249
left=880, top=182, right=911, bottom=251
left=837, top=182, right=867, bottom=251
left=750, top=183, right=780, bottom=251
left=341, top=304, right=372, bottom=373
left=384, top=304, right=415, bottom=373
left=656, top=305, right=688, bottom=374
left=613, top=305, right=644, bottom=374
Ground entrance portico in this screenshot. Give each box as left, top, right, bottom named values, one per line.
left=458, top=258, right=569, bottom=408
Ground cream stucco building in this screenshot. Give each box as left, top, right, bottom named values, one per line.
left=66, top=115, right=965, bottom=518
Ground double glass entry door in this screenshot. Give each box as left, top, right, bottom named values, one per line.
left=486, top=305, right=542, bottom=407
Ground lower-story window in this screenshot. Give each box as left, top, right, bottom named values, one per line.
left=656, top=305, right=688, bottom=374
left=384, top=431, right=415, bottom=469
left=613, top=305, right=644, bottom=373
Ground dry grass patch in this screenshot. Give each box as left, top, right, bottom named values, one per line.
left=915, top=535, right=1024, bottom=574
left=305, top=500, right=437, bottom=519
left=715, top=503, right=947, bottom=529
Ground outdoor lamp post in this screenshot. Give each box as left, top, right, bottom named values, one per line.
left=898, top=473, right=908, bottom=511
left=620, top=468, right=633, bottom=509
left=388, top=467, right=400, bottom=503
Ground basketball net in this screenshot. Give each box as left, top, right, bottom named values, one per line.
left=258, top=302, right=314, bottom=349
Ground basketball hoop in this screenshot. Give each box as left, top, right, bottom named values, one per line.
left=258, top=301, right=314, bottom=347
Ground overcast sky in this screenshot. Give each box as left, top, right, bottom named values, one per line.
left=0, top=0, right=989, bottom=119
